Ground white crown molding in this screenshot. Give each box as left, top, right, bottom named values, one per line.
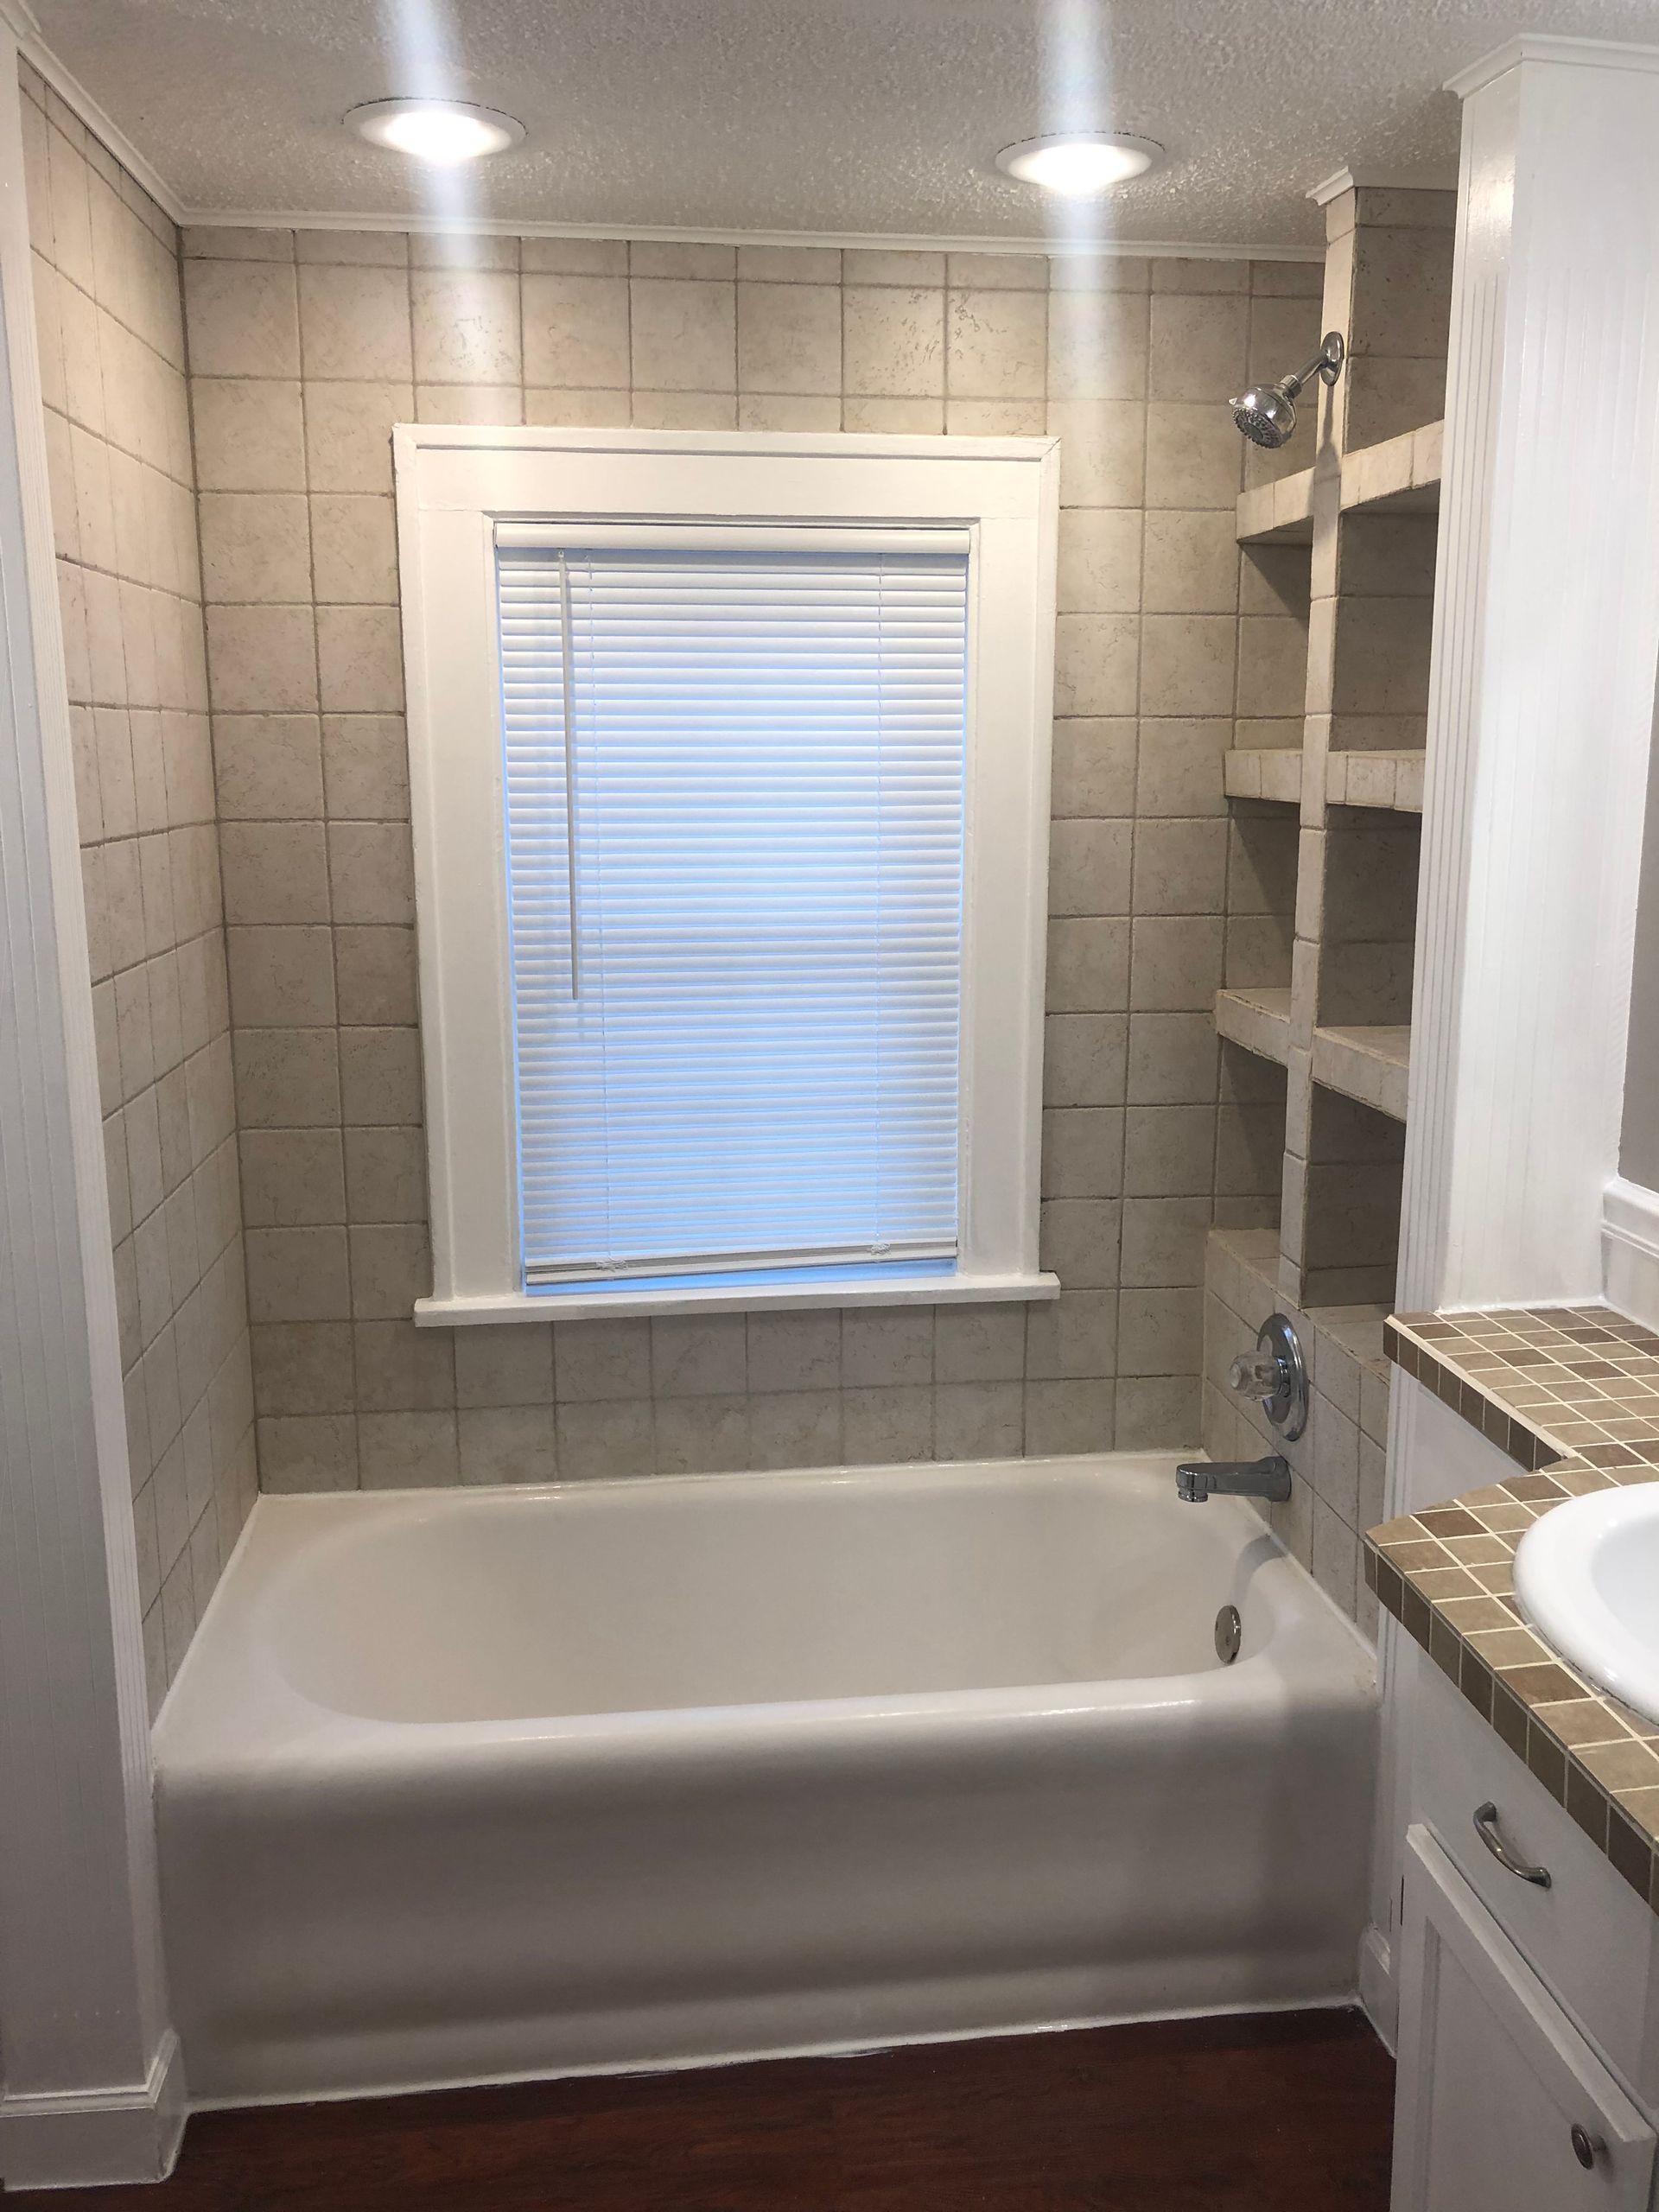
left=0, top=0, right=181, bottom=221
left=1602, top=1178, right=1659, bottom=1332
left=1306, top=167, right=1354, bottom=206
left=1447, top=34, right=1659, bottom=101
left=175, top=205, right=1324, bottom=262
left=1306, top=163, right=1458, bottom=207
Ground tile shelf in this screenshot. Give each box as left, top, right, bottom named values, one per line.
left=1235, top=418, right=1444, bottom=548
left=1214, top=986, right=1292, bottom=1068
left=1312, top=1023, right=1410, bottom=1124
left=1235, top=467, right=1317, bottom=547
left=1215, top=995, right=1410, bottom=1127
left=1217, top=188, right=1453, bottom=1333
left=1223, top=749, right=1303, bottom=806
left=1325, top=749, right=1425, bottom=814
left=1339, top=418, right=1443, bottom=519
left=1225, top=747, right=1427, bottom=815
left=1206, top=187, right=1451, bottom=1587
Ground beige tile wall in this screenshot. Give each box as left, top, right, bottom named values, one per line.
left=21, top=66, right=257, bottom=1709
left=1325, top=188, right=1455, bottom=454
left=166, top=226, right=1319, bottom=1491
left=1203, top=1226, right=1389, bottom=1630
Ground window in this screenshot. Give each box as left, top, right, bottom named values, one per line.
left=499, top=533, right=968, bottom=1289
left=397, top=427, right=1058, bottom=1323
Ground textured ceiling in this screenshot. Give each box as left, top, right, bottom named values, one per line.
left=32, top=0, right=1659, bottom=249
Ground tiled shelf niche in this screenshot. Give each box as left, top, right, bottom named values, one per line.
left=1245, top=427, right=1441, bottom=815
left=1340, top=418, right=1442, bottom=518
left=1204, top=177, right=1454, bottom=1619
left=1235, top=465, right=1317, bottom=547
left=1312, top=1023, right=1410, bottom=1123
left=1215, top=983, right=1291, bottom=1065
left=1327, top=511, right=1437, bottom=756
left=1295, top=1085, right=1407, bottom=1308
left=1315, top=806, right=1420, bottom=1114
left=1232, top=419, right=1442, bottom=549
left=1217, top=1046, right=1288, bottom=1238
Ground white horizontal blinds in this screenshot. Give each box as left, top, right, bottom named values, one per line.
left=497, top=536, right=969, bottom=1285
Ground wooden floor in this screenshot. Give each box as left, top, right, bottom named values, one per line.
left=48, top=2010, right=1393, bottom=2211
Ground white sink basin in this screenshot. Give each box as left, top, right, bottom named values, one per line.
left=1514, top=1484, right=1659, bottom=1726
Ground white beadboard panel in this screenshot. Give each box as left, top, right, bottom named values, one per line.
left=1383, top=33, right=1659, bottom=2137
left=0, top=40, right=181, bottom=2190
left=1401, top=43, right=1659, bottom=1313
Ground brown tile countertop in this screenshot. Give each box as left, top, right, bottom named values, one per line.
left=1365, top=1305, right=1659, bottom=1913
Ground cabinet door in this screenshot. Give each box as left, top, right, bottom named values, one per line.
left=1392, top=1827, right=1656, bottom=2212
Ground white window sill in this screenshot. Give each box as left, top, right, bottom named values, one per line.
left=415, top=1272, right=1060, bottom=1327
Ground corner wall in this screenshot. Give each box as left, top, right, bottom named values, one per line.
left=22, top=63, right=255, bottom=1709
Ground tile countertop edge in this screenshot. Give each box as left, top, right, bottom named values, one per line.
left=1364, top=1303, right=1659, bottom=1918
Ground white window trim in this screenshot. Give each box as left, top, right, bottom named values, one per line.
left=393, top=424, right=1061, bottom=1325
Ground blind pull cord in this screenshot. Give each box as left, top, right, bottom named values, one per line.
left=557, top=550, right=581, bottom=1001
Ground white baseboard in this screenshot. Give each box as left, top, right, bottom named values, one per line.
left=1602, top=1176, right=1659, bottom=1330
left=1358, top=1926, right=1396, bottom=2055
left=0, top=2031, right=186, bottom=2190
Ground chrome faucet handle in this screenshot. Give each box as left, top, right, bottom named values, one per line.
left=1229, top=1350, right=1281, bottom=1394
left=1229, top=1314, right=1309, bottom=1443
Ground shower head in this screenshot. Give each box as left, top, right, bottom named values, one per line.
left=1229, top=331, right=1345, bottom=448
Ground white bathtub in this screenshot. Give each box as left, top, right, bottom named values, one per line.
left=154, top=1452, right=1377, bottom=2105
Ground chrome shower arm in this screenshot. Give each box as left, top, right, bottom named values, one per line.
left=1282, top=331, right=1346, bottom=397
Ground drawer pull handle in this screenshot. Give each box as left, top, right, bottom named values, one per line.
left=1473, top=1802, right=1551, bottom=1888
left=1570, top=2124, right=1604, bottom=2171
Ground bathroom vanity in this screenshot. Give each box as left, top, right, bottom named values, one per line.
left=1369, top=1309, right=1659, bottom=2211
left=1392, top=1663, right=1659, bottom=2209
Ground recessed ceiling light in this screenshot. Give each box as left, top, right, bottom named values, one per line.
left=994, top=133, right=1163, bottom=195
left=348, top=99, right=524, bottom=165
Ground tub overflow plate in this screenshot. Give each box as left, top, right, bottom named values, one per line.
left=1214, top=1605, right=1242, bottom=1665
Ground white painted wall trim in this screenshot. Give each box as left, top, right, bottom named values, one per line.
left=417, top=1273, right=1059, bottom=1330
left=1447, top=33, right=1659, bottom=99
left=1358, top=1927, right=1396, bottom=2054
left=1602, top=1176, right=1659, bottom=1330
left=397, top=425, right=1059, bottom=1322
left=1306, top=164, right=1458, bottom=206
left=0, top=29, right=182, bottom=2193
left=1, top=2036, right=186, bottom=2193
